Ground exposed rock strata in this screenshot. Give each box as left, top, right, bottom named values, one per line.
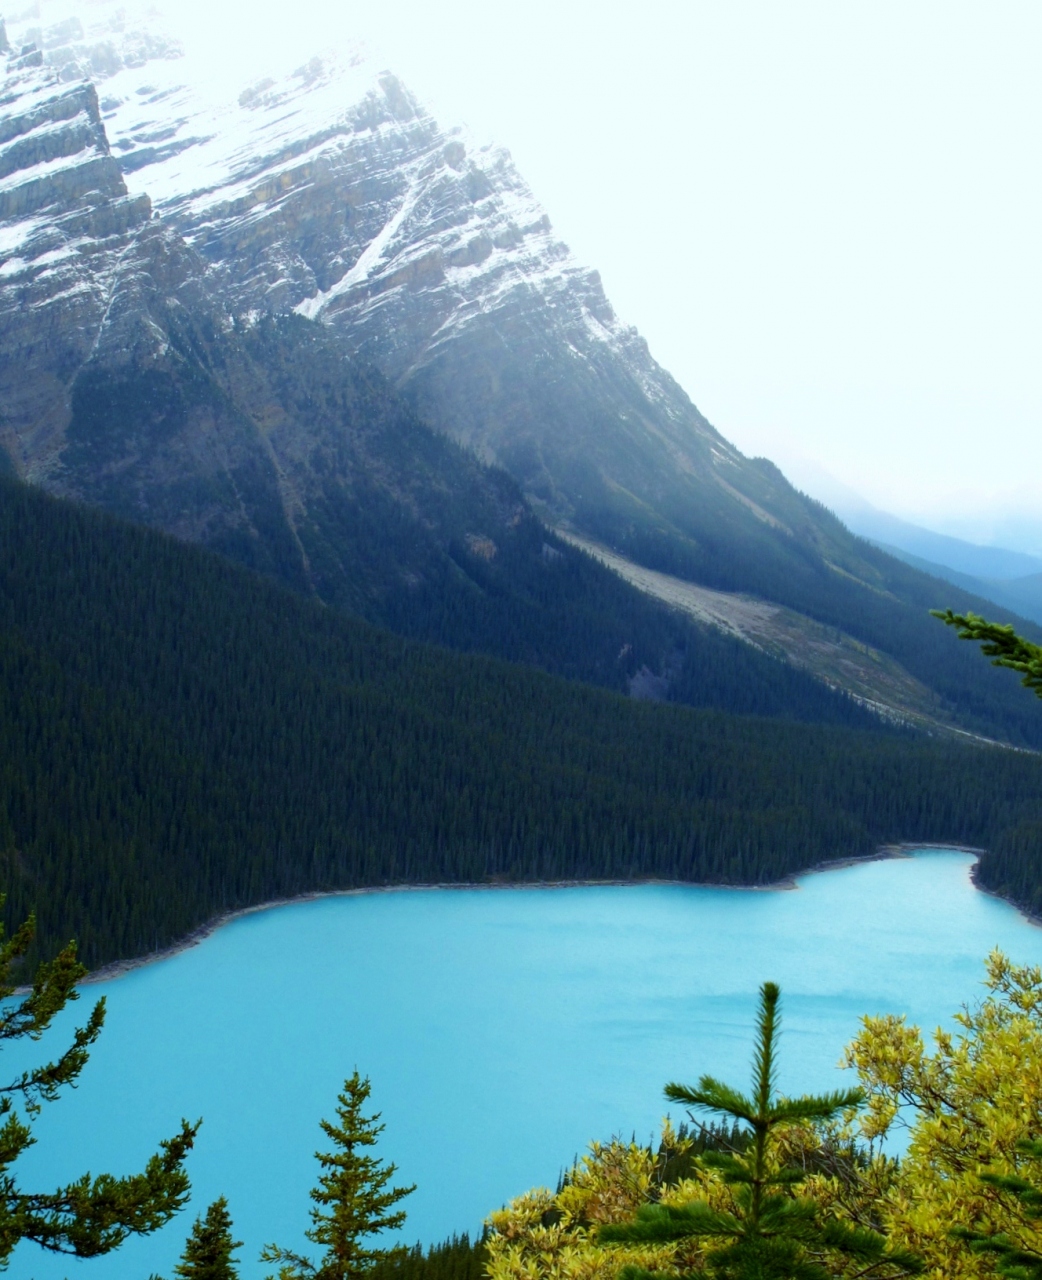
left=0, top=3, right=828, bottom=568
left=0, top=51, right=152, bottom=475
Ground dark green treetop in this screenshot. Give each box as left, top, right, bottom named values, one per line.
left=932, top=610, right=1042, bottom=696
left=262, top=1071, right=415, bottom=1280
left=599, top=982, right=921, bottom=1279
left=163, top=1196, right=243, bottom=1279
left=0, top=902, right=198, bottom=1269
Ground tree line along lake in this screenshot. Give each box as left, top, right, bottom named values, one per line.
left=11, top=849, right=1042, bottom=1279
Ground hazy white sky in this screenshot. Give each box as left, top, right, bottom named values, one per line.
left=156, top=2, right=1042, bottom=547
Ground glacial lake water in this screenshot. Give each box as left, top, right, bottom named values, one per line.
left=13, top=849, right=1042, bottom=1279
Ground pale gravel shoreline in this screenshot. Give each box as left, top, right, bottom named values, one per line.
left=76, top=841, right=995, bottom=988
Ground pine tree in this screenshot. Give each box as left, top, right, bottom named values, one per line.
left=0, top=902, right=198, bottom=1268
left=599, top=982, right=921, bottom=1279
left=261, top=1072, right=415, bottom=1280
left=171, top=1197, right=242, bottom=1279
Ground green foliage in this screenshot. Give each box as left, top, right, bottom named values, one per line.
left=950, top=1131, right=1042, bottom=1277
left=0, top=904, right=197, bottom=1270
left=933, top=609, right=1042, bottom=697
left=166, top=1197, right=242, bottom=1279
left=369, top=1235, right=486, bottom=1280
left=845, top=953, right=1042, bottom=1275
left=600, top=984, right=920, bottom=1279
left=5, top=477, right=1042, bottom=969
left=262, top=1072, right=414, bottom=1280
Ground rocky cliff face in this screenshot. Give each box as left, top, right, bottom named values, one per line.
left=1, top=6, right=751, bottom=510
left=0, top=1, right=838, bottom=569
left=0, top=47, right=151, bottom=475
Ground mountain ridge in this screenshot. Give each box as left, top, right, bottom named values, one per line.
left=2, top=2, right=1042, bottom=747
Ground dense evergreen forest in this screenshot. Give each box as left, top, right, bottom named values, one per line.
left=2, top=477, right=1042, bottom=970
left=370, top=1235, right=488, bottom=1280
left=63, top=313, right=875, bottom=731
left=57, top=312, right=1042, bottom=747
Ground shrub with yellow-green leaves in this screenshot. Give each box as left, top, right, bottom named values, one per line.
left=487, top=957, right=1042, bottom=1280
left=845, top=950, right=1042, bottom=1278
left=485, top=1124, right=723, bottom=1280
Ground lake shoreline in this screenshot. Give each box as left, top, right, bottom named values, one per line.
left=76, top=841, right=990, bottom=988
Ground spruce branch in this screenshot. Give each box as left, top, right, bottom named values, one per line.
left=932, top=610, right=1042, bottom=696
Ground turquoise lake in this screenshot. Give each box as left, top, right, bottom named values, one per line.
left=13, top=850, right=1042, bottom=1278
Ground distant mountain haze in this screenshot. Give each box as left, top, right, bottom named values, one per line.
left=820, top=494, right=1042, bottom=583
left=2, top=3, right=1042, bottom=748
left=870, top=545, right=1042, bottom=630
left=800, top=483, right=1042, bottom=625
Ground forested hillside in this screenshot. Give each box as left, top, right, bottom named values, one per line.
left=56, top=300, right=1042, bottom=747
left=2, top=478, right=1042, bottom=969
left=59, top=307, right=871, bottom=729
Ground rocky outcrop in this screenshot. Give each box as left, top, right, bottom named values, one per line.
left=0, top=2, right=810, bottom=569
left=0, top=49, right=154, bottom=474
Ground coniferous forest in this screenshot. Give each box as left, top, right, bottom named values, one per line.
left=0, top=476, right=1041, bottom=970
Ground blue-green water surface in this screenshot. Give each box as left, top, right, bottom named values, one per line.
left=14, top=851, right=1042, bottom=1278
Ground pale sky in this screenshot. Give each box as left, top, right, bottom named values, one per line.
left=124, top=2, right=1042, bottom=550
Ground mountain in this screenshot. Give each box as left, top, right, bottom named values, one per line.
left=839, top=504, right=1042, bottom=582
left=826, top=499, right=1042, bottom=626
left=0, top=29, right=882, bottom=725
left=4, top=474, right=1042, bottom=970
left=875, top=543, right=1042, bottom=629
left=2, top=3, right=1042, bottom=747
left=0, top=20, right=896, bottom=730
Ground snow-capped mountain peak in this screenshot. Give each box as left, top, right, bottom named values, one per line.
left=1, top=0, right=742, bottom=520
